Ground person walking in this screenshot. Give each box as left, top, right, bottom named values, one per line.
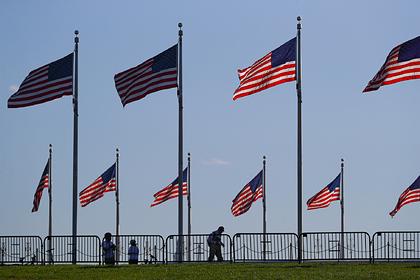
left=207, top=226, right=225, bottom=262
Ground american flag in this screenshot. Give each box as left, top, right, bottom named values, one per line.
left=8, top=53, right=73, bottom=108
left=79, top=164, right=116, bottom=207
left=32, top=159, right=50, bottom=212
left=231, top=171, right=263, bottom=216
left=363, top=36, right=420, bottom=92
left=150, top=168, right=188, bottom=207
left=389, top=176, right=420, bottom=217
left=307, top=174, right=341, bottom=210
left=114, top=44, right=178, bottom=106
left=233, top=38, right=296, bottom=100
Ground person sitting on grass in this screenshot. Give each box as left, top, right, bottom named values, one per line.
left=102, top=232, right=116, bottom=265
left=128, top=239, right=139, bottom=265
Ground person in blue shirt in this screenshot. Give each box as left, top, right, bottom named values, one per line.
left=128, top=239, right=139, bottom=264
left=207, top=226, right=225, bottom=262
left=102, top=232, right=116, bottom=265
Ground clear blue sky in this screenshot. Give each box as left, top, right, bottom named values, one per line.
left=0, top=0, right=419, bottom=238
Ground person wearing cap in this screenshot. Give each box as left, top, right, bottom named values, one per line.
left=102, top=232, right=116, bottom=265
left=128, top=239, right=139, bottom=264
left=207, top=226, right=225, bottom=262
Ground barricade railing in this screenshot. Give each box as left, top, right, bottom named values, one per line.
left=300, top=232, right=371, bottom=261
left=43, top=235, right=101, bottom=264
left=372, top=231, right=420, bottom=262
left=0, top=236, right=43, bottom=265
left=165, top=234, right=232, bottom=263
left=232, top=233, right=298, bottom=262
left=111, top=235, right=165, bottom=264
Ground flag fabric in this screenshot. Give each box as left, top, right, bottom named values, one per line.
left=32, top=160, right=50, bottom=212
left=389, top=176, right=420, bottom=217
left=231, top=170, right=263, bottom=216
left=307, top=174, right=341, bottom=210
left=8, top=53, right=74, bottom=108
left=114, top=44, right=178, bottom=106
left=79, top=164, right=117, bottom=207
left=233, top=38, right=296, bottom=100
left=150, top=168, right=188, bottom=207
left=363, top=36, right=420, bottom=92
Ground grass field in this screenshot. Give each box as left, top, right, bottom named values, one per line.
left=1, top=262, right=420, bottom=280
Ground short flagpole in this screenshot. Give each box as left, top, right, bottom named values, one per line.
left=187, top=152, right=191, bottom=262
left=72, top=30, right=79, bottom=265
left=296, top=16, right=303, bottom=263
left=116, top=148, right=120, bottom=264
left=262, top=156, right=267, bottom=261
left=177, top=22, right=184, bottom=262
left=340, top=158, right=344, bottom=259
left=48, top=144, right=53, bottom=264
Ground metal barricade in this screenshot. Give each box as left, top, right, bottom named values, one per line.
left=301, top=232, right=371, bottom=261
left=111, top=235, right=165, bottom=264
left=232, top=233, right=298, bottom=262
left=372, top=231, right=420, bottom=262
left=165, top=234, right=232, bottom=263
left=44, top=235, right=101, bottom=264
left=0, top=236, right=43, bottom=265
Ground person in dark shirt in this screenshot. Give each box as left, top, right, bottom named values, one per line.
left=102, top=232, right=116, bottom=265
left=207, top=226, right=225, bottom=262
left=128, top=239, right=139, bottom=264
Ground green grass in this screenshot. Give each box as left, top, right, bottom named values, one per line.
left=1, top=262, right=420, bottom=280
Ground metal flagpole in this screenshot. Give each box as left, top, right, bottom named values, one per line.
left=72, top=30, right=79, bottom=265
left=187, top=152, right=191, bottom=262
left=296, top=16, right=303, bottom=263
left=116, top=148, right=120, bottom=264
left=177, top=22, right=184, bottom=262
left=340, top=158, right=344, bottom=259
left=48, top=144, right=53, bottom=264
left=262, top=156, right=267, bottom=261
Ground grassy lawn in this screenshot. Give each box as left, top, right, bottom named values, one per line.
left=1, top=262, right=420, bottom=280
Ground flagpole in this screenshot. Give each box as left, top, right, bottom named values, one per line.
left=262, top=155, right=267, bottom=261
left=115, top=148, right=120, bottom=264
left=72, top=30, right=79, bottom=265
left=296, top=16, right=303, bottom=263
left=48, top=144, right=53, bottom=264
left=177, top=22, right=184, bottom=262
left=187, top=152, right=191, bottom=262
left=340, top=158, right=344, bottom=259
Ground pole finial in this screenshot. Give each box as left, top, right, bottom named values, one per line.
left=297, top=16, right=301, bottom=22
left=178, top=23, right=183, bottom=37
left=341, top=158, right=344, bottom=168
left=297, top=16, right=302, bottom=30
left=74, top=30, right=79, bottom=43
left=49, top=144, right=52, bottom=148
left=116, top=147, right=119, bottom=153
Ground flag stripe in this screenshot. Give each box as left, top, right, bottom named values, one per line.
left=307, top=174, right=341, bottom=210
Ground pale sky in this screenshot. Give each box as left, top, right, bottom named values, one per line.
left=0, top=0, right=419, bottom=238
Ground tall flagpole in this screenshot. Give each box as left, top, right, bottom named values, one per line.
left=296, top=16, right=303, bottom=263
left=262, top=156, right=267, bottom=261
left=177, top=22, right=184, bottom=262
left=115, top=148, right=120, bottom=264
left=187, top=152, right=191, bottom=262
left=340, top=158, right=344, bottom=259
left=48, top=144, right=53, bottom=264
left=72, top=30, right=79, bottom=265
